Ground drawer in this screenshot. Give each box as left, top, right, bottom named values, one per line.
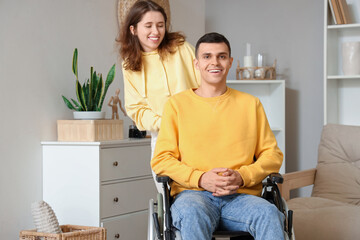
left=100, top=145, right=151, bottom=181
left=102, top=210, right=148, bottom=240
left=101, top=177, right=157, bottom=218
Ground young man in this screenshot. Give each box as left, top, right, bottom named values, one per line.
left=151, top=32, right=285, bottom=240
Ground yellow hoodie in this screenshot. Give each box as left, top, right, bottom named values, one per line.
left=122, top=41, right=200, bottom=132
left=151, top=88, right=283, bottom=197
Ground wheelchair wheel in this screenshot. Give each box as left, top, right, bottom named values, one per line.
left=148, top=198, right=155, bottom=240
left=157, top=193, right=164, bottom=234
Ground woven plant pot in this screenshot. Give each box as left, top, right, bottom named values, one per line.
left=117, top=0, right=171, bottom=29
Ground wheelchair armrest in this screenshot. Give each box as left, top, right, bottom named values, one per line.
left=156, top=175, right=170, bottom=183
left=262, top=173, right=285, bottom=215
left=268, top=173, right=284, bottom=184
left=155, top=174, right=173, bottom=237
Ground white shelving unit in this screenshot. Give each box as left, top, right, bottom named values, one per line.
left=324, top=1, right=360, bottom=126
left=227, top=80, right=285, bottom=173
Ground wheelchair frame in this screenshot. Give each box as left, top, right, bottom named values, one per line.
left=148, top=173, right=293, bottom=240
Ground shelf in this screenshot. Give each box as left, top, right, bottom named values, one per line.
left=41, top=138, right=151, bottom=146
left=328, top=23, right=360, bottom=30
left=324, top=0, right=360, bottom=126
left=327, top=75, right=360, bottom=79
left=227, top=80, right=284, bottom=84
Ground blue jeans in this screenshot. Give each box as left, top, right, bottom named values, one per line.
left=171, top=190, right=285, bottom=240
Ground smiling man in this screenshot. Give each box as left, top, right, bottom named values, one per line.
left=151, top=32, right=285, bottom=240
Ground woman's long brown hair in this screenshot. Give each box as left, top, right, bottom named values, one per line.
left=117, top=0, right=185, bottom=72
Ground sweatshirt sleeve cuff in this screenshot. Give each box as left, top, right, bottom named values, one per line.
left=189, top=170, right=205, bottom=188
left=238, top=167, right=251, bottom=187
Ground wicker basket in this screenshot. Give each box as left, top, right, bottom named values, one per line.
left=117, top=0, right=171, bottom=29
left=19, top=225, right=106, bottom=240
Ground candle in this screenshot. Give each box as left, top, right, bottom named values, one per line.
left=244, top=56, right=253, bottom=67
left=244, top=43, right=253, bottom=67
left=246, top=43, right=251, bottom=56
left=244, top=43, right=254, bottom=79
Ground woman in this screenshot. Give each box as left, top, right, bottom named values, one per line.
left=117, top=0, right=200, bottom=156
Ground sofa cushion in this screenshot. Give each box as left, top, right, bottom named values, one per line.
left=312, top=124, right=360, bottom=206
left=288, top=197, right=360, bottom=240
left=288, top=196, right=345, bottom=210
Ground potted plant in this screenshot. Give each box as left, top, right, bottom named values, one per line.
left=62, top=48, right=115, bottom=119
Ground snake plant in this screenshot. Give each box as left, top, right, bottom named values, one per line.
left=62, top=48, right=115, bottom=111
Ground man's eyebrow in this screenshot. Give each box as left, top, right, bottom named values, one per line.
left=201, top=52, right=228, bottom=56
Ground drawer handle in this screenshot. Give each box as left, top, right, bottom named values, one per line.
left=113, top=161, right=118, bottom=166
left=113, top=197, right=119, bottom=202
left=115, top=233, right=120, bottom=238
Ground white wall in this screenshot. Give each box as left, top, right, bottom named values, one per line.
left=170, top=0, right=205, bottom=46
left=0, top=0, right=204, bottom=238
left=205, top=0, right=324, bottom=188
left=0, top=1, right=120, bottom=238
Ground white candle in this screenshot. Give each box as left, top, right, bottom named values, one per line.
left=246, top=43, right=251, bottom=56
left=244, top=43, right=254, bottom=78
left=244, top=56, right=253, bottom=67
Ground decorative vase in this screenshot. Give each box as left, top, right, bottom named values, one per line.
left=342, top=41, right=360, bottom=75
left=243, top=56, right=254, bottom=79
left=73, top=111, right=105, bottom=120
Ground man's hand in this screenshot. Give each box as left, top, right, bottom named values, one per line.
left=198, top=168, right=244, bottom=197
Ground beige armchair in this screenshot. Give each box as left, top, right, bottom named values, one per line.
left=279, top=124, right=360, bottom=240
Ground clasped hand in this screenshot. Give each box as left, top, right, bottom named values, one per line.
left=198, top=168, right=243, bottom=197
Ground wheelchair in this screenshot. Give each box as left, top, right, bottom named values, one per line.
left=148, top=173, right=294, bottom=240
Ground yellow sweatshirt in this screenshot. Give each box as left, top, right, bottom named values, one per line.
left=151, top=88, right=283, bottom=197
left=122, top=41, right=200, bottom=132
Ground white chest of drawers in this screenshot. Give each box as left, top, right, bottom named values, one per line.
left=42, top=138, right=156, bottom=240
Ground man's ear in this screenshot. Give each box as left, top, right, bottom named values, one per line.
left=229, top=57, right=234, bottom=68
left=193, top=58, right=199, bottom=70
left=130, top=25, right=136, bottom=35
